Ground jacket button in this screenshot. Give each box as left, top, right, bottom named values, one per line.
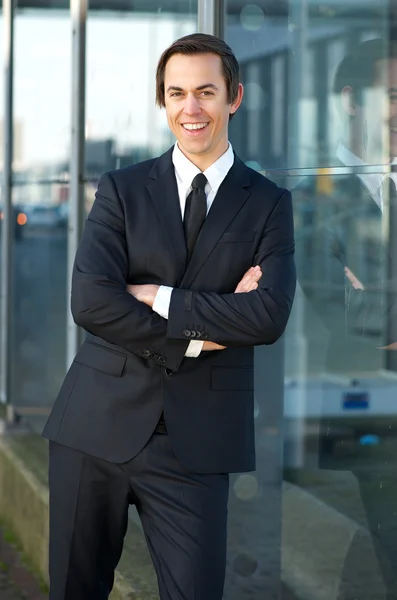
left=142, top=349, right=151, bottom=358
left=201, top=332, right=209, bottom=340
left=165, top=368, right=173, bottom=376
left=183, top=329, right=191, bottom=337
left=158, top=356, right=166, bottom=365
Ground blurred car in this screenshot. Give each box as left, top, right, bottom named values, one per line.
left=23, top=205, right=66, bottom=230
left=0, top=205, right=28, bottom=241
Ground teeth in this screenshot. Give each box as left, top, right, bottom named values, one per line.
left=183, top=123, right=208, bottom=130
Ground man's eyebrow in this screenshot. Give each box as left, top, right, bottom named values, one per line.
left=166, top=86, right=183, bottom=93
left=196, top=83, right=219, bottom=91
left=166, top=83, right=219, bottom=93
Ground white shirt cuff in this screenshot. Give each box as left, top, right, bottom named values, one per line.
left=185, top=340, right=204, bottom=358
left=152, top=285, right=173, bottom=319
left=152, top=286, right=203, bottom=358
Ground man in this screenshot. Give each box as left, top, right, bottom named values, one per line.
left=42, top=33, right=295, bottom=600
left=293, top=38, right=397, bottom=597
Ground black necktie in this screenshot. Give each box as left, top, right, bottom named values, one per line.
left=184, top=173, right=207, bottom=260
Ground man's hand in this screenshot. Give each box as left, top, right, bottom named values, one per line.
left=202, top=341, right=227, bottom=351
left=344, top=266, right=364, bottom=291
left=203, top=265, right=262, bottom=351
left=234, top=265, right=262, bottom=293
left=126, top=284, right=159, bottom=308
left=127, top=266, right=262, bottom=351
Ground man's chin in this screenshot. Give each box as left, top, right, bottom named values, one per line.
left=177, top=140, right=209, bottom=156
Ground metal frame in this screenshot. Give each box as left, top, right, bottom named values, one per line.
left=198, top=0, right=225, bottom=38
left=0, top=0, right=15, bottom=420
left=67, top=0, right=88, bottom=368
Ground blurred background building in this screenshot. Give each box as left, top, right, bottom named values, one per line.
left=2, top=1, right=397, bottom=599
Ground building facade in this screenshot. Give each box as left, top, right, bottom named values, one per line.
left=1, top=0, right=397, bottom=598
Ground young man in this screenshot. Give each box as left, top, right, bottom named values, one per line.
left=42, top=33, right=296, bottom=600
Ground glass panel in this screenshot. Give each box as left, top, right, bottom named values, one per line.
left=85, top=1, right=197, bottom=180
left=0, top=4, right=3, bottom=397
left=12, top=7, right=71, bottom=430
left=227, top=1, right=397, bottom=599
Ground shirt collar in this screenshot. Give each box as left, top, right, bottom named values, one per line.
left=172, top=142, right=234, bottom=195
left=336, top=142, right=384, bottom=201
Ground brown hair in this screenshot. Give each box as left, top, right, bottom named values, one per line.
left=155, top=33, right=240, bottom=108
left=333, top=38, right=397, bottom=105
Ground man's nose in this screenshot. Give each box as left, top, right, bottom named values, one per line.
left=183, top=93, right=201, bottom=115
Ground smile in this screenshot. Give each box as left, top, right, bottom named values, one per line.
left=182, top=123, right=209, bottom=131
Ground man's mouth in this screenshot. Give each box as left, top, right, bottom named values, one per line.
left=182, top=123, right=209, bottom=131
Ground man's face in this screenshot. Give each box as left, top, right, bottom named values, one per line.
left=351, top=58, right=397, bottom=162
left=163, top=52, right=243, bottom=170
left=381, top=58, right=397, bottom=159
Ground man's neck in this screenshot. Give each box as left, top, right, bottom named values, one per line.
left=176, top=141, right=229, bottom=172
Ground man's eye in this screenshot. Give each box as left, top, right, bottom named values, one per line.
left=170, top=92, right=182, bottom=97
left=200, top=91, right=213, bottom=96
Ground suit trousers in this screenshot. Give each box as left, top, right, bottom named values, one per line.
left=48, top=433, right=229, bottom=600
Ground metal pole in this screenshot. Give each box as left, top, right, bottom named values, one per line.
left=0, top=0, right=15, bottom=421
left=198, top=0, right=225, bottom=38
left=67, top=0, right=87, bottom=368
left=283, top=0, right=309, bottom=468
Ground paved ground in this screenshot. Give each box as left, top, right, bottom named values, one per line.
left=0, top=528, right=47, bottom=600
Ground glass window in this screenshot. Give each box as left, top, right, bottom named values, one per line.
left=85, top=2, right=197, bottom=181
left=11, top=6, right=71, bottom=430
left=0, top=4, right=3, bottom=396
left=227, top=2, right=397, bottom=599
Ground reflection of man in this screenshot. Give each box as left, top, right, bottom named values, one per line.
left=42, top=34, right=296, bottom=600
left=294, top=39, right=397, bottom=596
left=296, top=39, right=397, bottom=371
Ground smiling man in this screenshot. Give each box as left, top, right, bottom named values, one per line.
left=42, top=34, right=296, bottom=600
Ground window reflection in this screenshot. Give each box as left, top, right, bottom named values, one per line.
left=85, top=10, right=197, bottom=179
left=11, top=8, right=71, bottom=426
left=229, top=2, right=397, bottom=599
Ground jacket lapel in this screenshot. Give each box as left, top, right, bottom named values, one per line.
left=146, top=148, right=187, bottom=282
left=180, top=155, right=252, bottom=289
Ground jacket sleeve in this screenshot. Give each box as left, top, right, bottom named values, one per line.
left=71, top=172, right=189, bottom=371
left=167, top=190, right=296, bottom=346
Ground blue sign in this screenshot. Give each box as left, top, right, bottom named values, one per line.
left=342, top=391, right=369, bottom=410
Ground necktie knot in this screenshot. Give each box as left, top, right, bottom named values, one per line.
left=191, top=173, right=207, bottom=192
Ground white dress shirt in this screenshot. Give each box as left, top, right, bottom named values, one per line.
left=336, top=143, right=397, bottom=212
left=152, top=141, right=235, bottom=357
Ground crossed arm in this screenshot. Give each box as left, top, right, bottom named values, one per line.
left=71, top=173, right=295, bottom=370
left=127, top=265, right=263, bottom=352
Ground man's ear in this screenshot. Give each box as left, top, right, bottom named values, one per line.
left=341, top=85, right=356, bottom=116
left=230, top=83, right=244, bottom=116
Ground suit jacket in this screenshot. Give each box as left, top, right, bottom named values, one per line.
left=42, top=147, right=296, bottom=474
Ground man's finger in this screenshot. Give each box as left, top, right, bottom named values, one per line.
left=238, top=267, right=261, bottom=287
left=235, top=266, right=262, bottom=293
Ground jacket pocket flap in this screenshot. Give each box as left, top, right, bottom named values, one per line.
left=219, top=231, right=255, bottom=243
left=211, top=367, right=254, bottom=391
left=74, top=342, right=127, bottom=377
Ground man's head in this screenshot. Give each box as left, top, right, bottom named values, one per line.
left=333, top=39, right=397, bottom=162
left=156, top=33, right=243, bottom=170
